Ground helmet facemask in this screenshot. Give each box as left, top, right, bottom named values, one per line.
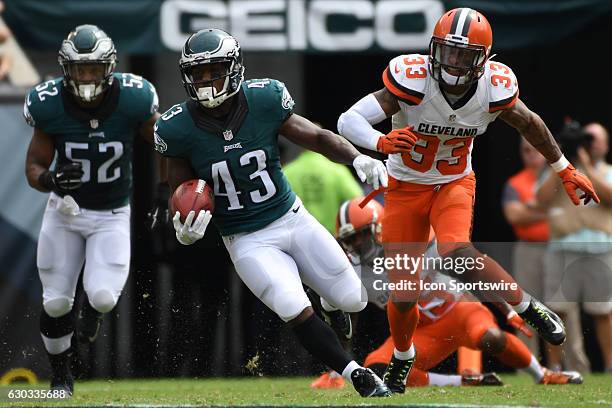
left=338, top=225, right=382, bottom=264
left=429, top=37, right=487, bottom=87
left=180, top=59, right=242, bottom=108
left=58, top=25, right=117, bottom=103
left=60, top=60, right=115, bottom=102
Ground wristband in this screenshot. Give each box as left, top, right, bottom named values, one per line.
left=550, top=155, right=570, bottom=172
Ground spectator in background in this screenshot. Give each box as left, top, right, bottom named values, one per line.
left=284, top=124, right=363, bottom=233
left=538, top=122, right=612, bottom=373
left=502, top=138, right=549, bottom=359
left=0, top=1, right=12, bottom=81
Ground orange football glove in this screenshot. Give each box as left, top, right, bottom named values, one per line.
left=557, top=163, right=600, bottom=205
left=377, top=127, right=418, bottom=154
left=507, top=310, right=533, bottom=338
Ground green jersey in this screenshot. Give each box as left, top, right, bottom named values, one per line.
left=154, top=79, right=296, bottom=236
left=24, top=73, right=158, bottom=209
left=284, top=151, right=363, bottom=233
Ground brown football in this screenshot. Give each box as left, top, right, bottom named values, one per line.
left=170, top=179, right=214, bottom=223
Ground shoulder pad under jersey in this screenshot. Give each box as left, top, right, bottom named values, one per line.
left=485, top=60, right=519, bottom=113
left=382, top=54, right=428, bottom=106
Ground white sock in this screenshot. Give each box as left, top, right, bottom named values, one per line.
left=524, top=355, right=545, bottom=382
left=41, top=332, right=73, bottom=355
left=341, top=360, right=361, bottom=384
left=428, top=372, right=462, bottom=386
left=512, top=292, right=532, bottom=314
left=393, top=344, right=415, bottom=360
left=321, top=298, right=337, bottom=312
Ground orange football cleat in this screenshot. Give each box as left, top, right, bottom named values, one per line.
left=310, top=371, right=345, bottom=389
left=539, top=368, right=583, bottom=385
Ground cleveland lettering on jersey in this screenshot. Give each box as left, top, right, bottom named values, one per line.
left=417, top=123, right=478, bottom=138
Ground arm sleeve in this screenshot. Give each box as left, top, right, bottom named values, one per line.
left=487, top=61, right=519, bottom=113
left=153, top=105, right=189, bottom=158
left=270, top=80, right=295, bottom=123
left=337, top=93, right=386, bottom=151
left=134, top=78, right=160, bottom=122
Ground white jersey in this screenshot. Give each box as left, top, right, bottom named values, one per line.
left=382, top=54, right=519, bottom=184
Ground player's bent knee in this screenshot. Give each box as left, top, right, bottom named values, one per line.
left=338, top=295, right=367, bottom=313
left=272, top=292, right=311, bottom=322
left=89, top=290, right=117, bottom=313
left=479, top=328, right=506, bottom=354
left=43, top=297, right=73, bottom=318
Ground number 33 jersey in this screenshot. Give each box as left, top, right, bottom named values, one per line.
left=383, top=54, right=519, bottom=185
left=24, top=73, right=159, bottom=209
left=154, top=79, right=296, bottom=236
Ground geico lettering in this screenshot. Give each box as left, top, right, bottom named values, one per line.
left=160, top=0, right=444, bottom=52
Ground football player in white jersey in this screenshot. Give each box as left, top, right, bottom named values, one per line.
left=337, top=7, right=599, bottom=393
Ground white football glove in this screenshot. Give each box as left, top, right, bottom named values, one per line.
left=57, top=195, right=80, bottom=216
left=352, top=154, right=388, bottom=190
left=172, top=210, right=212, bottom=245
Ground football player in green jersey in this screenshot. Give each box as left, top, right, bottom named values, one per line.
left=23, top=25, right=160, bottom=395
left=154, top=29, right=390, bottom=397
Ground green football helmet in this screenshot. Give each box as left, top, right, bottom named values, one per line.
left=58, top=25, right=117, bottom=102
left=179, top=29, right=244, bottom=108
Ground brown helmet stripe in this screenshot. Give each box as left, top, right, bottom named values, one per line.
left=450, top=8, right=474, bottom=38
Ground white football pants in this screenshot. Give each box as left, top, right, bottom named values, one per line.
left=37, top=193, right=131, bottom=318
left=222, top=197, right=367, bottom=322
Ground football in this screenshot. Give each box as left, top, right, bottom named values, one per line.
left=170, top=179, right=214, bottom=223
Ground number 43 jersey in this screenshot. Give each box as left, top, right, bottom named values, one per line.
left=154, top=79, right=296, bottom=236
left=24, top=73, right=159, bottom=209
left=383, top=54, right=519, bottom=185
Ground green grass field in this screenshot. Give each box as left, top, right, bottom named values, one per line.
left=1, top=374, right=611, bottom=407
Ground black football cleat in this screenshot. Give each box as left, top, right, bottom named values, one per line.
left=351, top=368, right=392, bottom=397
left=322, top=309, right=353, bottom=341
left=48, top=349, right=74, bottom=397
left=77, top=302, right=104, bottom=344
left=519, top=299, right=566, bottom=345
left=383, top=353, right=416, bottom=394
left=461, top=371, right=503, bottom=386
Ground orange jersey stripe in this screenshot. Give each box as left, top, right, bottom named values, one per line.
left=382, top=68, right=423, bottom=105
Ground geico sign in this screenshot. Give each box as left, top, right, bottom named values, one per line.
left=161, top=0, right=445, bottom=51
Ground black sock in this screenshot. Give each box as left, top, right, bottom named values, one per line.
left=40, top=308, right=75, bottom=339
left=292, top=313, right=352, bottom=375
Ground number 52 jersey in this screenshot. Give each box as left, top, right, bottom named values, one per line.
left=383, top=54, right=519, bottom=185
left=154, top=79, right=296, bottom=236
left=24, top=73, right=159, bottom=209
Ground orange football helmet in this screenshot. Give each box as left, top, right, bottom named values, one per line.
left=429, top=8, right=492, bottom=86
left=336, top=198, right=383, bottom=261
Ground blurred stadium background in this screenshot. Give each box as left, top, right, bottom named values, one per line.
left=1, top=0, right=612, bottom=384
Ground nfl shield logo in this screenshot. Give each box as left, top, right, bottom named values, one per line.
left=90, top=119, right=99, bottom=129
left=448, top=114, right=457, bottom=123
left=223, top=129, right=234, bottom=141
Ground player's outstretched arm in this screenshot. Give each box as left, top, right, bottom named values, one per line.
left=280, top=114, right=387, bottom=189
left=500, top=99, right=599, bottom=205
left=338, top=88, right=417, bottom=155
left=280, top=114, right=363, bottom=164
